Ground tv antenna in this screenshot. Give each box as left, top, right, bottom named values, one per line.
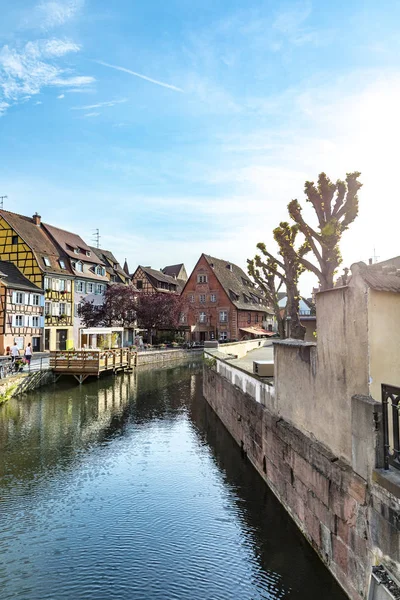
left=92, top=228, right=101, bottom=249
left=0, top=195, right=7, bottom=209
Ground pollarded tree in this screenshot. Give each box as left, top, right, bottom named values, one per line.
left=248, top=222, right=310, bottom=340
left=288, top=171, right=362, bottom=290
left=247, top=255, right=286, bottom=339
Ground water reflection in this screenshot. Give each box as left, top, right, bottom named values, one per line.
left=0, top=361, right=346, bottom=600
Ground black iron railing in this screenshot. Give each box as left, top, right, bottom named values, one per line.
left=382, top=384, right=400, bottom=470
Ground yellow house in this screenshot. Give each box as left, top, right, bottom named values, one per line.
left=0, top=210, right=74, bottom=350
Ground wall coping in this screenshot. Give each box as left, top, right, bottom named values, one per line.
left=273, top=339, right=316, bottom=348
left=373, top=469, right=400, bottom=500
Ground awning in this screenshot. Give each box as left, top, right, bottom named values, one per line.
left=239, top=327, right=275, bottom=336
left=81, top=327, right=124, bottom=335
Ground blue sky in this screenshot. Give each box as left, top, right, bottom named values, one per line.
left=1, top=0, right=400, bottom=293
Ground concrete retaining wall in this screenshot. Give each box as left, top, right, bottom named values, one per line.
left=203, top=364, right=400, bottom=600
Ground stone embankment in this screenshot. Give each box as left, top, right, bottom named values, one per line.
left=136, top=348, right=203, bottom=367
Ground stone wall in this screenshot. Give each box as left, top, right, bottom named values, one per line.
left=203, top=365, right=400, bottom=600
left=136, top=348, right=203, bottom=367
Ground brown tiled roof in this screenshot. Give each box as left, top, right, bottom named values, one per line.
left=90, top=247, right=128, bottom=283
left=138, top=266, right=183, bottom=293
left=203, top=254, right=272, bottom=312
left=43, top=223, right=103, bottom=264
left=0, top=210, right=73, bottom=276
left=351, top=260, right=400, bottom=293
left=162, top=263, right=187, bottom=281
left=0, top=260, right=43, bottom=292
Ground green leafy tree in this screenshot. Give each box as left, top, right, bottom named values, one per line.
left=288, top=172, right=362, bottom=290
left=248, top=222, right=309, bottom=340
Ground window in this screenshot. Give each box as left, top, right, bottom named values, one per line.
left=43, top=257, right=51, bottom=267
left=45, top=301, right=51, bottom=315
left=199, top=312, right=207, bottom=323
left=188, top=294, right=194, bottom=302
left=255, top=314, right=259, bottom=323
left=137, top=280, right=143, bottom=289
left=59, top=279, right=66, bottom=291
left=59, top=303, right=66, bottom=316
left=96, top=284, right=105, bottom=294
left=15, top=292, right=24, bottom=304
left=242, top=277, right=248, bottom=286
left=74, top=303, right=79, bottom=317
left=243, top=294, right=249, bottom=303
left=86, top=283, right=94, bottom=294
left=44, top=276, right=51, bottom=289
left=32, top=316, right=40, bottom=327
left=15, top=315, right=24, bottom=327
left=52, top=279, right=59, bottom=291
left=210, top=294, right=217, bottom=302
left=96, top=266, right=105, bottom=276
left=32, top=294, right=40, bottom=306
left=197, top=274, right=208, bottom=283
left=247, top=312, right=251, bottom=324
left=74, top=248, right=80, bottom=254
left=219, top=310, right=228, bottom=323
left=76, top=262, right=83, bottom=272
left=12, top=235, right=18, bottom=245
left=199, top=294, right=206, bottom=303
left=86, top=250, right=91, bottom=257
left=180, top=313, right=187, bottom=323
left=219, top=332, right=228, bottom=341
left=59, top=260, right=66, bottom=269
left=76, top=281, right=84, bottom=293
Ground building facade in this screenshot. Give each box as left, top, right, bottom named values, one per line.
left=131, top=265, right=185, bottom=295
left=0, top=210, right=74, bottom=351
left=181, top=254, right=272, bottom=342
left=90, top=247, right=131, bottom=285
left=42, top=224, right=109, bottom=349
left=0, top=261, right=44, bottom=354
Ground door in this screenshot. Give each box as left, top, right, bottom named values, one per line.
left=56, top=329, right=68, bottom=351
left=32, top=337, right=41, bottom=352
left=44, top=329, right=50, bottom=351
left=200, top=331, right=206, bottom=342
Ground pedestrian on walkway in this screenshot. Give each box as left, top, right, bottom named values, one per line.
left=24, top=343, right=32, bottom=367
left=11, top=342, right=19, bottom=363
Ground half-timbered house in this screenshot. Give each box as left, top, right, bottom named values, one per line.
left=131, top=265, right=186, bottom=295
left=0, top=260, right=44, bottom=354
left=0, top=210, right=74, bottom=351
left=89, top=247, right=131, bottom=284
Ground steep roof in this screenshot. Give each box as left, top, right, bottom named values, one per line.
left=162, top=263, right=188, bottom=281
left=0, top=260, right=43, bottom=292
left=43, top=223, right=103, bottom=265
left=203, top=254, right=271, bottom=312
left=90, top=247, right=128, bottom=283
left=0, top=210, right=73, bottom=276
left=123, top=259, right=130, bottom=275
left=138, top=266, right=184, bottom=294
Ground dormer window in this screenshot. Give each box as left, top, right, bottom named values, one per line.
left=59, top=259, right=66, bottom=269
left=43, top=257, right=50, bottom=267
left=74, top=248, right=80, bottom=254
left=226, top=264, right=233, bottom=271
left=96, top=266, right=105, bottom=276
left=86, top=250, right=91, bottom=257
left=76, top=261, right=83, bottom=272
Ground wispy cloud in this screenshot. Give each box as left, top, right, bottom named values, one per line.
left=71, top=98, right=127, bottom=110
left=0, top=39, right=94, bottom=112
left=37, top=0, right=84, bottom=29
left=0, top=101, right=10, bottom=116
left=84, top=111, right=100, bottom=117
left=96, top=60, right=184, bottom=92
left=57, top=93, right=64, bottom=98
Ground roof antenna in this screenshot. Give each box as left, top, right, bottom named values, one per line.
left=92, top=228, right=100, bottom=249
left=0, top=195, right=7, bottom=209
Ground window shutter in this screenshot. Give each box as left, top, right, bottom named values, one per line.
left=66, top=304, right=71, bottom=316
left=52, top=303, right=59, bottom=316
left=11, top=315, right=16, bottom=327
left=40, top=295, right=45, bottom=307
left=28, top=294, right=33, bottom=305
left=12, top=291, right=16, bottom=304
left=40, top=316, right=45, bottom=328
left=26, top=316, right=31, bottom=328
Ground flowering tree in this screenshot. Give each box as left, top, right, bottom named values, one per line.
left=135, top=293, right=185, bottom=344
left=78, top=284, right=137, bottom=328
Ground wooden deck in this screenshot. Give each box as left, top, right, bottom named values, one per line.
left=50, top=349, right=137, bottom=383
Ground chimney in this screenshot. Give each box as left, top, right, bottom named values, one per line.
left=33, top=212, right=41, bottom=226
left=368, top=258, right=373, bottom=265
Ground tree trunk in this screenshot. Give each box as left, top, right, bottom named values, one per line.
left=286, top=283, right=306, bottom=340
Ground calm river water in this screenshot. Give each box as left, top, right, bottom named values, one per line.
left=0, top=360, right=346, bottom=600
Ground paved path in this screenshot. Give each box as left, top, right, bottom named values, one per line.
left=227, top=343, right=274, bottom=374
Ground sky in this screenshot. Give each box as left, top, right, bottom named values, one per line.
left=1, top=0, right=400, bottom=294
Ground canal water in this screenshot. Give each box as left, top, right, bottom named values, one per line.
left=0, top=361, right=347, bottom=600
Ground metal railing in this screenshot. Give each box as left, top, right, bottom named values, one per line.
left=382, top=383, right=400, bottom=470
left=0, top=355, right=48, bottom=379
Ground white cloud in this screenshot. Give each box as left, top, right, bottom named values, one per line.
left=0, top=39, right=94, bottom=112
left=37, top=0, right=84, bottom=29
left=57, top=93, right=64, bottom=98
left=71, top=98, right=127, bottom=110
left=35, top=100, right=42, bottom=104
left=84, top=111, right=100, bottom=117
left=0, top=101, right=9, bottom=115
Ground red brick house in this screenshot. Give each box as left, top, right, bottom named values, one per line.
left=181, top=254, right=273, bottom=342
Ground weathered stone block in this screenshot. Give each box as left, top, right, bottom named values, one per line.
left=332, top=535, right=349, bottom=575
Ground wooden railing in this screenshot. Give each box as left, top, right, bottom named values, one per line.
left=50, top=349, right=136, bottom=373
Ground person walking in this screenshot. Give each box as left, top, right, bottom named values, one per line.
left=11, top=342, right=19, bottom=362
left=24, top=343, right=32, bottom=367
